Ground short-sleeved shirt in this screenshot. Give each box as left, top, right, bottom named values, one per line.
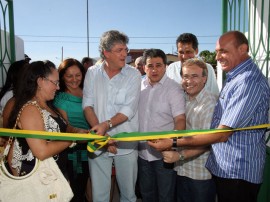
left=174, top=88, right=217, bottom=180
left=138, top=74, right=185, bottom=161
left=206, top=58, right=270, bottom=184
left=54, top=92, right=89, bottom=130
left=166, top=61, right=220, bottom=96
left=83, top=62, right=141, bottom=156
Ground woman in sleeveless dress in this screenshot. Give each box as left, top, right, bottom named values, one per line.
left=6, top=60, right=73, bottom=177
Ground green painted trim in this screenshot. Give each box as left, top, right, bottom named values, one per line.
left=7, top=0, right=15, bottom=63
left=222, top=0, right=228, bottom=33
left=0, top=0, right=16, bottom=86
left=222, top=0, right=269, bottom=79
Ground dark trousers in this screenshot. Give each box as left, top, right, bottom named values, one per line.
left=138, top=157, right=176, bottom=202
left=68, top=160, right=89, bottom=202
left=176, top=175, right=216, bottom=202
left=213, top=175, right=261, bottom=202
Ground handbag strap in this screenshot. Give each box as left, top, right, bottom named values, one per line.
left=2, top=101, right=44, bottom=159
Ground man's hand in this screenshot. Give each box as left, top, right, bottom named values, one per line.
left=147, top=138, right=173, bottom=151
left=90, top=122, right=108, bottom=136
left=162, top=151, right=179, bottom=163
left=107, top=139, right=117, bottom=154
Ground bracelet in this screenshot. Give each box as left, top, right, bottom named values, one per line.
left=69, top=141, right=77, bottom=148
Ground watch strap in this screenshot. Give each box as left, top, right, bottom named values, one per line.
left=172, top=138, right=177, bottom=148
left=107, top=119, right=113, bottom=129
left=179, top=151, right=185, bottom=161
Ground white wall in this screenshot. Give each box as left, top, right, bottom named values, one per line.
left=0, top=29, right=24, bottom=87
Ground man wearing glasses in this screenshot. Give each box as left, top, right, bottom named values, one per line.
left=83, top=30, right=141, bottom=202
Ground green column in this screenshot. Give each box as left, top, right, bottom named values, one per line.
left=7, top=0, right=15, bottom=63
left=222, top=0, right=228, bottom=34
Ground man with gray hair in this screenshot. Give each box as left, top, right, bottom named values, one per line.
left=134, top=56, right=145, bottom=76
left=83, top=30, right=141, bottom=202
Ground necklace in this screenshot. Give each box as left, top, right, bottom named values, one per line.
left=33, top=97, right=55, bottom=115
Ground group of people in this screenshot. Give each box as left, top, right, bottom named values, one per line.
left=0, top=29, right=269, bottom=202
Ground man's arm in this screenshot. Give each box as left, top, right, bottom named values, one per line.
left=90, top=112, right=128, bottom=136
left=162, top=147, right=208, bottom=163
left=148, top=125, right=233, bottom=151
left=84, top=106, right=102, bottom=133
left=173, top=114, right=186, bottom=130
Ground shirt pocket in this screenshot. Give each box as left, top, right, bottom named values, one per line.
left=152, top=100, right=171, bottom=116
left=115, top=89, right=127, bottom=105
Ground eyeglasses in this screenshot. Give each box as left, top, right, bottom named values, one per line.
left=110, top=48, right=130, bottom=55
left=44, top=77, right=60, bottom=87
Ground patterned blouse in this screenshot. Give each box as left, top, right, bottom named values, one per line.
left=11, top=101, right=68, bottom=176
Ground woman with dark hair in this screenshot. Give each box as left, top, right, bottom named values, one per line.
left=54, top=58, right=90, bottom=202
left=0, top=60, right=27, bottom=114
left=6, top=60, right=72, bottom=178
left=0, top=60, right=27, bottom=146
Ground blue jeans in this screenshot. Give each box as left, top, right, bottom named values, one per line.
left=176, top=175, right=216, bottom=202
left=138, top=157, right=176, bottom=202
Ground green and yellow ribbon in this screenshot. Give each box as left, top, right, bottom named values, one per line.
left=0, top=124, right=269, bottom=152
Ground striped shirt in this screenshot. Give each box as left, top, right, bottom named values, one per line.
left=174, top=88, right=217, bottom=180
left=206, top=58, right=270, bottom=184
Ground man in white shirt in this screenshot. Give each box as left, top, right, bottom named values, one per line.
left=83, top=30, right=141, bottom=202
left=166, top=33, right=219, bottom=96
left=138, top=49, right=186, bottom=202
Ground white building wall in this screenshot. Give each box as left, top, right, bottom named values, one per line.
left=0, top=29, right=24, bottom=87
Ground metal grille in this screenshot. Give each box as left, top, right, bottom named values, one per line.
left=0, top=0, right=15, bottom=87
left=222, top=0, right=269, bottom=77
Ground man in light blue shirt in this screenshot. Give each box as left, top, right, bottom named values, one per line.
left=83, top=30, right=141, bottom=202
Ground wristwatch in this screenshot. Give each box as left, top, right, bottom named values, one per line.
left=107, top=119, right=113, bottom=129
left=179, top=151, right=185, bottom=161
left=172, top=138, right=177, bottom=148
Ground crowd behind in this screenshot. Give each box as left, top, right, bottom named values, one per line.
left=0, top=30, right=269, bottom=202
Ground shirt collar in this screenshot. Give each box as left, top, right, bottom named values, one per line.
left=101, top=62, right=127, bottom=76
left=226, top=57, right=252, bottom=81
left=185, top=86, right=207, bottom=103
left=143, top=73, right=168, bottom=87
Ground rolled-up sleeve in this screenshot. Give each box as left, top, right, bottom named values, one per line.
left=82, top=68, right=95, bottom=109
left=118, top=71, right=141, bottom=120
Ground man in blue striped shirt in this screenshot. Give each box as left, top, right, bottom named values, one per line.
left=148, top=31, right=270, bottom=202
